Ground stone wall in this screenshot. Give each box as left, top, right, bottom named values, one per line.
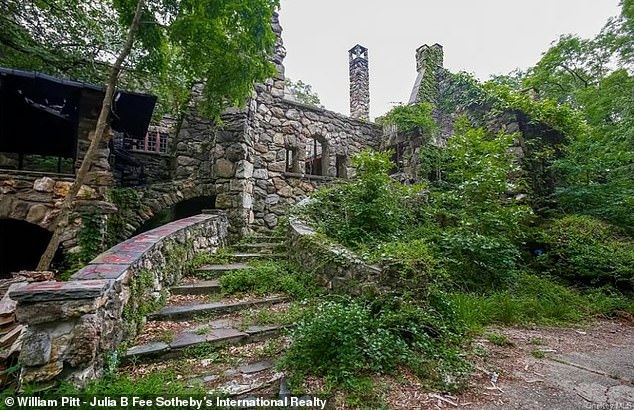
left=287, top=218, right=382, bottom=294
left=0, top=173, right=115, bottom=251
left=10, top=213, right=228, bottom=387
left=247, top=92, right=382, bottom=231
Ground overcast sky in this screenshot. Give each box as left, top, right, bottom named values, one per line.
left=278, top=0, right=622, bottom=119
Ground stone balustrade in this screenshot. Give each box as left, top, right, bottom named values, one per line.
left=286, top=218, right=382, bottom=295
left=10, top=212, right=228, bottom=388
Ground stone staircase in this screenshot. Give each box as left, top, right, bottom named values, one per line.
left=122, top=233, right=291, bottom=396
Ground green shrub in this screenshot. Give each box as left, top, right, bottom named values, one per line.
left=300, top=150, right=420, bottom=248
left=280, top=296, right=470, bottom=391
left=369, top=239, right=444, bottom=293
left=219, top=261, right=319, bottom=299
left=538, top=215, right=634, bottom=290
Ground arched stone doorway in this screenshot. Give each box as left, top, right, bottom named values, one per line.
left=0, top=219, right=59, bottom=278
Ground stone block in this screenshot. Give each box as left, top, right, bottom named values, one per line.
left=26, top=204, right=48, bottom=224
left=235, top=161, right=253, bottom=179
left=33, top=177, right=56, bottom=192
left=265, top=194, right=280, bottom=205
left=268, top=161, right=286, bottom=172
left=16, top=297, right=108, bottom=325
left=53, top=181, right=72, bottom=197
left=215, top=193, right=233, bottom=209
left=215, top=159, right=234, bottom=178
left=21, top=361, right=63, bottom=384
left=20, top=331, right=52, bottom=367
left=10, top=280, right=111, bottom=303
left=253, top=169, right=268, bottom=180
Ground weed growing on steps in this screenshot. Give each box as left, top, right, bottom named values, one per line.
left=218, top=261, right=321, bottom=299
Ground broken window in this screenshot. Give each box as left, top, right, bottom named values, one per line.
left=336, top=155, right=347, bottom=178
left=305, top=137, right=324, bottom=176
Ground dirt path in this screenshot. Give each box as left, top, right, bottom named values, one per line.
left=457, top=320, right=634, bottom=409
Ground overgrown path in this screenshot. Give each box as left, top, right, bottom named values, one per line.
left=122, top=234, right=294, bottom=396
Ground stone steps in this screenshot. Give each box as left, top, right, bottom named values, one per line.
left=196, top=263, right=252, bottom=278
left=149, top=295, right=288, bottom=321
left=232, top=252, right=286, bottom=262
left=124, top=320, right=285, bottom=362
left=171, top=280, right=220, bottom=295
left=234, top=243, right=281, bottom=251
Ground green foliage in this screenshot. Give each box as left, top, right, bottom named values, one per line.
left=106, top=188, right=140, bottom=248
left=368, top=239, right=443, bottom=294
left=1, top=0, right=280, bottom=119
left=53, top=369, right=204, bottom=397
left=218, top=260, right=319, bottom=299
left=60, top=212, right=105, bottom=279
left=484, top=333, right=514, bottom=347
left=422, top=119, right=533, bottom=290
left=122, top=269, right=166, bottom=334
left=376, top=102, right=436, bottom=135
left=280, top=295, right=470, bottom=393
left=284, top=78, right=321, bottom=107
left=448, top=273, right=633, bottom=334
left=300, top=150, right=420, bottom=248
left=537, top=215, right=634, bottom=290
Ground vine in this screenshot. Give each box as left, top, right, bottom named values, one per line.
left=106, top=187, right=141, bottom=248
left=60, top=211, right=105, bottom=280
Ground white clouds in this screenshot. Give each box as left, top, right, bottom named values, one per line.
left=278, top=0, right=620, bottom=119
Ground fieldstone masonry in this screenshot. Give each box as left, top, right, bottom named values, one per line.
left=10, top=213, right=228, bottom=386
left=349, top=44, right=370, bottom=120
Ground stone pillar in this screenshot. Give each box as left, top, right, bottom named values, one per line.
left=349, top=44, right=370, bottom=121
left=408, top=43, right=444, bottom=105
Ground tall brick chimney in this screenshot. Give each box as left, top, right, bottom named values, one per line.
left=349, top=44, right=370, bottom=120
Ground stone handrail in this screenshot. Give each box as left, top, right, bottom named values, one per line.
left=10, top=212, right=228, bottom=387
left=286, top=218, right=382, bottom=294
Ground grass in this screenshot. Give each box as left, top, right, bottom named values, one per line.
left=529, top=337, right=546, bottom=345
left=218, top=260, right=320, bottom=299
left=448, top=274, right=634, bottom=333
left=531, top=349, right=546, bottom=359
left=485, top=333, right=514, bottom=347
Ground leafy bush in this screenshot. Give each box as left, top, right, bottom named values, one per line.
left=538, top=215, right=634, bottom=290
left=300, top=150, right=419, bottom=248
left=368, top=239, right=444, bottom=294
left=280, top=296, right=470, bottom=391
left=219, top=261, right=319, bottom=299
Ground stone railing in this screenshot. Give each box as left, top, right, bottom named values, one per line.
left=286, top=218, right=382, bottom=294
left=10, top=212, right=228, bottom=387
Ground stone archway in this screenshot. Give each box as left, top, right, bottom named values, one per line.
left=0, top=219, right=58, bottom=277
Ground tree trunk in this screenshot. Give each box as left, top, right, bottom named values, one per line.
left=37, top=0, right=146, bottom=271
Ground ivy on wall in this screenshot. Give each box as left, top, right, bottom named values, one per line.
left=106, top=188, right=141, bottom=248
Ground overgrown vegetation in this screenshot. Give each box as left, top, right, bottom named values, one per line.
left=218, top=260, right=320, bottom=299
left=288, top=33, right=634, bottom=400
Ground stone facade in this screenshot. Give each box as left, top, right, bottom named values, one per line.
left=10, top=213, right=228, bottom=386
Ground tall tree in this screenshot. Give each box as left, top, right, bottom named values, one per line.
left=518, top=0, right=634, bottom=232
left=27, top=0, right=280, bottom=270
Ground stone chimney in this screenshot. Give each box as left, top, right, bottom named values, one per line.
left=349, top=44, right=370, bottom=120
left=408, top=43, right=444, bottom=105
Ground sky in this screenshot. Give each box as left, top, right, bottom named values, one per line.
left=278, top=0, right=622, bottom=120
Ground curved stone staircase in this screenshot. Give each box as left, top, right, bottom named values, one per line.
left=122, top=233, right=292, bottom=396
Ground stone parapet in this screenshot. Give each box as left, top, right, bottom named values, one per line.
left=286, top=218, right=382, bottom=294
left=10, top=213, right=228, bottom=387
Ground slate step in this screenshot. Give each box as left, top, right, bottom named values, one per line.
left=236, top=243, right=282, bottom=250
left=149, top=296, right=288, bottom=321
left=232, top=253, right=286, bottom=262
left=124, top=323, right=284, bottom=362
left=171, top=280, right=220, bottom=296
left=197, top=263, right=252, bottom=277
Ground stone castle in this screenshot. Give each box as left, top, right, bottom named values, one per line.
left=0, top=12, right=561, bottom=276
